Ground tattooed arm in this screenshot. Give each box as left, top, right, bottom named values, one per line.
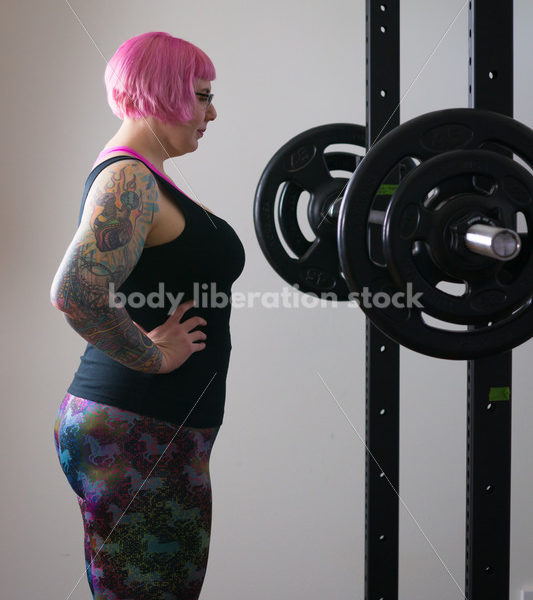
left=50, top=160, right=164, bottom=373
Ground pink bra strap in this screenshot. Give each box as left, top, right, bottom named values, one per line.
left=93, top=145, right=186, bottom=195
left=96, top=145, right=146, bottom=162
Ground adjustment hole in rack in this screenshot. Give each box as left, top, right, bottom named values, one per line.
left=485, top=484, right=494, bottom=493
left=380, top=25, right=387, bottom=33
left=379, top=534, right=386, bottom=541
left=380, top=345, right=386, bottom=352
left=484, top=565, right=494, bottom=575
left=379, top=408, right=386, bottom=415
left=379, top=472, right=385, bottom=478
left=489, top=70, right=498, bottom=80
left=380, top=4, right=386, bottom=11
left=486, top=403, right=493, bottom=411
left=380, top=90, right=387, bottom=98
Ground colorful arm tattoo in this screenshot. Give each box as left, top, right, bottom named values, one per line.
left=51, top=161, right=163, bottom=373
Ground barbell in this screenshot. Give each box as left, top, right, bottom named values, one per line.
left=254, top=108, right=533, bottom=359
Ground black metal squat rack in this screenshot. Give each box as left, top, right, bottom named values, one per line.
left=366, top=2, right=513, bottom=599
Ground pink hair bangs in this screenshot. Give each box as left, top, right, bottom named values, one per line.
left=104, top=32, right=216, bottom=124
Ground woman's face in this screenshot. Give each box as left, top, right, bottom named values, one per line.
left=162, top=78, right=217, bottom=156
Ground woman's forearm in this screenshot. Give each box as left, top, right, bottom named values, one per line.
left=63, top=305, right=163, bottom=373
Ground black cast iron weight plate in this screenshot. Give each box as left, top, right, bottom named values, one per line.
left=254, top=123, right=365, bottom=300
left=383, top=149, right=533, bottom=324
left=338, top=108, right=533, bottom=359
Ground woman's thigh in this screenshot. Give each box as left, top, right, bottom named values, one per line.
left=53, top=392, right=220, bottom=600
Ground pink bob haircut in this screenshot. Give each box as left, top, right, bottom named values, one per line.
left=104, top=31, right=216, bottom=124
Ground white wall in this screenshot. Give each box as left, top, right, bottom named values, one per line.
left=1, top=1, right=532, bottom=599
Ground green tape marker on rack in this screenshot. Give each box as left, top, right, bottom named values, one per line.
left=377, top=184, right=399, bottom=196
left=489, top=387, right=510, bottom=402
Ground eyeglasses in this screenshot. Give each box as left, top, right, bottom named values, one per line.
left=195, top=92, right=214, bottom=108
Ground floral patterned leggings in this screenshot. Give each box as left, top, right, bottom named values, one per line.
left=53, top=392, right=220, bottom=600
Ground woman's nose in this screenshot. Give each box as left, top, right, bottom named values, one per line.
left=207, top=104, right=217, bottom=121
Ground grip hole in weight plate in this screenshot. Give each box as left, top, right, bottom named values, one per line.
left=421, top=313, right=468, bottom=331
left=436, top=281, right=467, bottom=297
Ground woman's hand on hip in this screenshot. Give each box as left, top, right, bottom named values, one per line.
left=133, top=300, right=206, bottom=374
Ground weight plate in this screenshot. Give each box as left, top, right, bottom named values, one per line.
left=254, top=123, right=365, bottom=299
left=384, top=149, right=533, bottom=324
left=338, top=108, right=533, bottom=359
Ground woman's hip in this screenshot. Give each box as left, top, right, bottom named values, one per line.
left=53, top=392, right=220, bottom=502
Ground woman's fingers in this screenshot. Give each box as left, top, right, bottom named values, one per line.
left=191, top=342, right=206, bottom=352
left=181, top=316, right=207, bottom=332
left=167, top=301, right=207, bottom=331
left=189, top=330, right=207, bottom=343
left=169, top=299, right=196, bottom=320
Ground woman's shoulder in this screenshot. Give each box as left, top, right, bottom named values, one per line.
left=89, top=151, right=168, bottom=201
left=91, top=150, right=216, bottom=216
left=91, top=151, right=154, bottom=176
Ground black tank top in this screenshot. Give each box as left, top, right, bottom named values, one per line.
left=67, top=155, right=246, bottom=427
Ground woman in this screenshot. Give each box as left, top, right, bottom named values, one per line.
left=50, top=31, right=245, bottom=599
